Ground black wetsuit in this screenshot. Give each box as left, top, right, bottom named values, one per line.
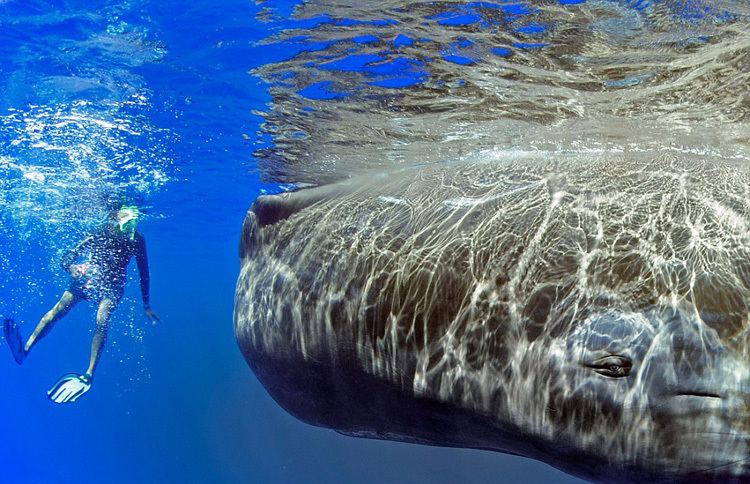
left=61, top=223, right=150, bottom=306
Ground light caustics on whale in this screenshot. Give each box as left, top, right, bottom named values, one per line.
left=236, top=0, right=749, bottom=482
left=235, top=153, right=750, bottom=484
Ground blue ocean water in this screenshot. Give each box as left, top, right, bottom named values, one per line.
left=0, top=0, right=746, bottom=482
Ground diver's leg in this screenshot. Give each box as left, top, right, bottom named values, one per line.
left=25, top=290, right=80, bottom=353
left=85, top=298, right=116, bottom=379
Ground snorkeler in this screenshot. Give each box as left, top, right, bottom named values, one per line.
left=3, top=205, right=161, bottom=404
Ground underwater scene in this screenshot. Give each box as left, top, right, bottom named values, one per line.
left=1, top=0, right=748, bottom=483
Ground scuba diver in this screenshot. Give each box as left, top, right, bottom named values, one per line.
left=3, top=205, right=161, bottom=404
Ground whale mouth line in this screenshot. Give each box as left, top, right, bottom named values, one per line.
left=676, top=391, right=723, bottom=399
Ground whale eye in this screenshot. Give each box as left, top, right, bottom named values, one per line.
left=586, top=355, right=633, bottom=378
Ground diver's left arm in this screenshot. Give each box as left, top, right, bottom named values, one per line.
left=135, top=233, right=161, bottom=324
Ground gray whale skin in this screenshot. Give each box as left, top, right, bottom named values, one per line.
left=234, top=153, right=750, bottom=484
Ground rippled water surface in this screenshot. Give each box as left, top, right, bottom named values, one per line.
left=254, top=0, right=748, bottom=183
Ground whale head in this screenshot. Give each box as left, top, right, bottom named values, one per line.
left=235, top=155, right=750, bottom=484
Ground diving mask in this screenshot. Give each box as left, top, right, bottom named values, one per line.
left=117, top=208, right=139, bottom=239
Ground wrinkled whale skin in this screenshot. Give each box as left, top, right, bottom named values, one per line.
left=235, top=152, right=750, bottom=484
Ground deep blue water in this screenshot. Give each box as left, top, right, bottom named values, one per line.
left=1, top=0, right=744, bottom=482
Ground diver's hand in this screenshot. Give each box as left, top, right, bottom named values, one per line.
left=144, top=306, right=161, bottom=324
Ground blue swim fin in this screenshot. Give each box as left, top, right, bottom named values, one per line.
left=3, top=318, right=26, bottom=365
left=47, top=373, right=92, bottom=404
